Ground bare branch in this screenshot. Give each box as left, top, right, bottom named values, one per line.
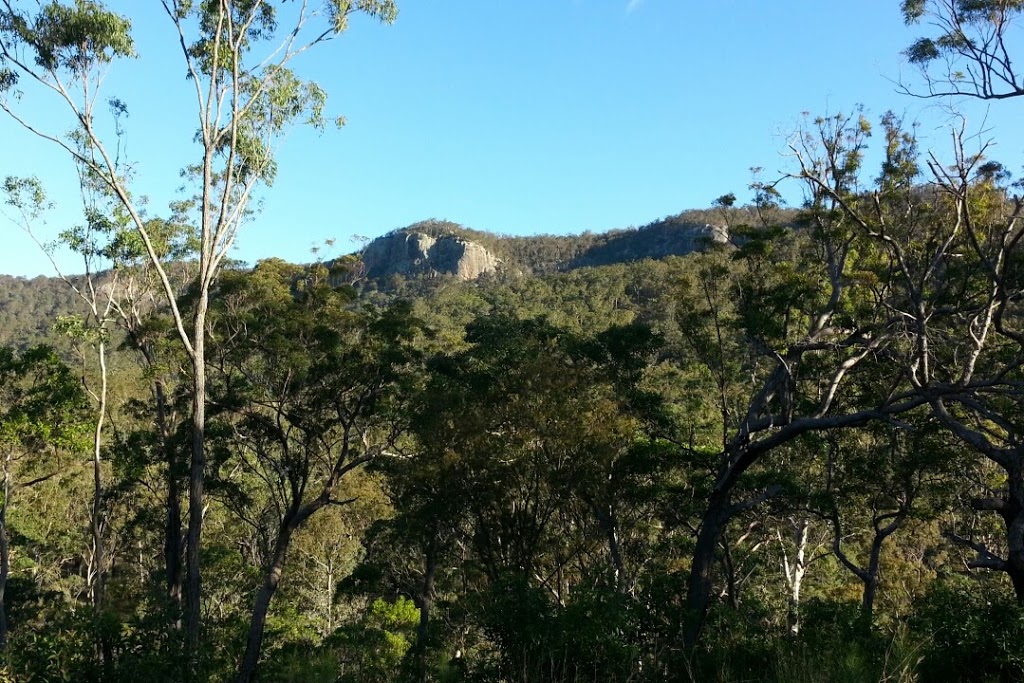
left=945, top=531, right=1009, bottom=571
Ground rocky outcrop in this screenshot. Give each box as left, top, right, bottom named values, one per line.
left=568, top=221, right=729, bottom=269
left=362, top=231, right=499, bottom=281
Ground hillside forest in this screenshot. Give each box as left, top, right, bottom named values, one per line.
left=2, top=1, right=1024, bottom=682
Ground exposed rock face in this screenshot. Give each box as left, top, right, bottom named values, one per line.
left=685, top=223, right=729, bottom=250
left=362, top=231, right=499, bottom=281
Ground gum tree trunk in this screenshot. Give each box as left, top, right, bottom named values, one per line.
left=781, top=518, right=810, bottom=636
left=237, top=518, right=297, bottom=683
left=0, top=452, right=10, bottom=650
left=683, top=490, right=732, bottom=650
left=415, top=544, right=438, bottom=683
left=185, top=304, right=207, bottom=652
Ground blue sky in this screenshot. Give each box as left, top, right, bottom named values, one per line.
left=1, top=0, right=1021, bottom=277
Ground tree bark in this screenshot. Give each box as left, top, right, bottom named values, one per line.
left=831, top=508, right=902, bottom=627
left=861, top=531, right=888, bottom=623
left=683, top=490, right=732, bottom=650
left=415, top=544, right=438, bottom=683
left=89, top=336, right=114, bottom=678
left=88, top=338, right=108, bottom=610
left=0, top=515, right=7, bottom=651
left=155, top=376, right=183, bottom=614
left=720, top=536, right=740, bottom=610
left=1002, top=458, right=1024, bottom=603
left=0, top=453, right=10, bottom=650
left=236, top=488, right=347, bottom=683
left=131, top=336, right=183, bottom=616
left=782, top=518, right=809, bottom=637
left=185, top=305, right=208, bottom=654
left=593, top=503, right=627, bottom=593
left=237, top=519, right=297, bottom=683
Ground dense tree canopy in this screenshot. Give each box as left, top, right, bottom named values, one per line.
left=2, top=2, right=1024, bottom=682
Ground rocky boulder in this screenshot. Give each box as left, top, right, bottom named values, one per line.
left=362, top=231, right=499, bottom=281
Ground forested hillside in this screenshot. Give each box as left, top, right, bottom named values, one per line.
left=365, top=206, right=780, bottom=279
left=0, top=274, right=84, bottom=347
left=2, top=2, right=1024, bottom=683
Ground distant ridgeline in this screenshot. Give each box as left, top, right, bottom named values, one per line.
left=350, top=209, right=750, bottom=285
left=0, top=207, right=791, bottom=346
left=0, top=274, right=84, bottom=349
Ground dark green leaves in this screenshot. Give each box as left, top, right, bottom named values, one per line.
left=0, top=345, right=88, bottom=453
left=903, top=37, right=941, bottom=64
left=0, top=65, right=17, bottom=92
left=901, top=0, right=927, bottom=23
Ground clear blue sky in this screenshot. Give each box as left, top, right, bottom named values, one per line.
left=1, top=0, right=1021, bottom=277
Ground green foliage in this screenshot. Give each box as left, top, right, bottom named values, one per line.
left=900, top=0, right=1024, bottom=98
left=1, top=201, right=1023, bottom=681
left=0, top=0, right=135, bottom=85
left=0, top=344, right=87, bottom=451
left=0, top=275, right=83, bottom=349
left=3, top=65, right=1024, bottom=683
left=4, top=607, right=112, bottom=683
left=463, top=578, right=646, bottom=683
left=684, top=599, right=922, bottom=683
left=325, top=597, right=419, bottom=683
left=912, top=578, right=1024, bottom=682
left=2, top=605, right=197, bottom=683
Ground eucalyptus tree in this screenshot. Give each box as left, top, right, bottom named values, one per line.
left=3, top=170, right=193, bottom=613
left=404, top=316, right=599, bottom=597
left=0, top=0, right=398, bottom=650
left=206, top=259, right=420, bottom=683
left=671, top=112, right=959, bottom=650
left=901, top=0, right=1024, bottom=100
left=791, top=108, right=1024, bottom=602
left=3, top=171, right=123, bottom=614
left=775, top=513, right=828, bottom=637
left=817, top=422, right=958, bottom=625
left=369, top=314, right=666, bottom=680
left=911, top=151, right=1024, bottom=599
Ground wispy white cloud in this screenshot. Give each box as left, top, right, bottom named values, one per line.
left=626, top=0, right=644, bottom=13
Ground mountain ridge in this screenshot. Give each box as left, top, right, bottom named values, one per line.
left=353, top=207, right=747, bottom=283
left=0, top=205, right=789, bottom=347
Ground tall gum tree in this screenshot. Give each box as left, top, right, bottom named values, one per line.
left=3, top=171, right=196, bottom=618
left=817, top=423, right=958, bottom=625
left=897, top=0, right=1024, bottom=604
left=675, top=111, right=964, bottom=650
left=0, top=0, right=398, bottom=655
left=914, top=147, right=1024, bottom=598
left=793, top=110, right=1024, bottom=601
left=206, top=261, right=420, bottom=683
left=2, top=164, right=192, bottom=616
